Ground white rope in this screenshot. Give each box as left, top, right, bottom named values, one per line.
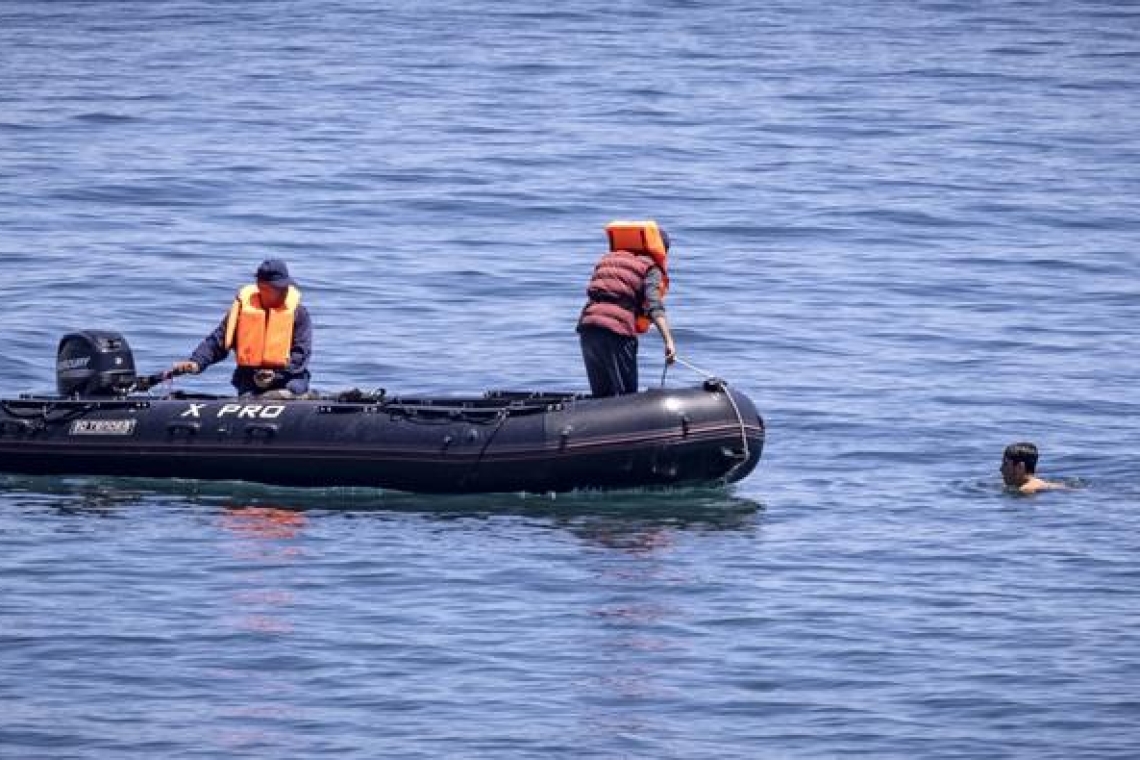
left=674, top=356, right=718, bottom=379
left=659, top=356, right=718, bottom=387
left=719, top=384, right=752, bottom=480
left=661, top=356, right=751, bottom=479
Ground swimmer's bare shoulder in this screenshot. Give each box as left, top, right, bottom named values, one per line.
left=1018, top=476, right=1069, bottom=494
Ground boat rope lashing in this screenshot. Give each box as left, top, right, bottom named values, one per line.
left=1, top=400, right=95, bottom=426
left=666, top=356, right=751, bottom=477
left=468, top=409, right=512, bottom=484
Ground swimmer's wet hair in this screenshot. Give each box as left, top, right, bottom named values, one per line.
left=1003, top=442, right=1039, bottom=473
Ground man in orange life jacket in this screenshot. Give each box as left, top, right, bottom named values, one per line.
left=577, top=220, right=677, bottom=397
left=172, top=259, right=312, bottom=398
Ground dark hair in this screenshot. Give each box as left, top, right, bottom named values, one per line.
left=660, top=229, right=671, bottom=252
left=1003, top=442, right=1039, bottom=473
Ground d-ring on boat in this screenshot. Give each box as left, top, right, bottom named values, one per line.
left=0, top=331, right=764, bottom=494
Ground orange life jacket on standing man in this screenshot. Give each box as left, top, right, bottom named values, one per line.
left=223, top=284, right=302, bottom=368
left=579, top=220, right=670, bottom=337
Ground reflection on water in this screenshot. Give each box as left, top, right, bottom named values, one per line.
left=575, top=523, right=676, bottom=554
left=217, top=504, right=305, bottom=631
left=220, top=504, right=307, bottom=544
left=556, top=498, right=760, bottom=750
left=0, top=472, right=764, bottom=525
left=0, top=474, right=161, bottom=516
left=578, top=547, right=684, bottom=745
left=0, top=472, right=760, bottom=755
left=212, top=504, right=308, bottom=751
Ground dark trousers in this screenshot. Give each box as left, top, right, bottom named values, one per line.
left=230, top=367, right=310, bottom=396
left=579, top=326, right=639, bottom=397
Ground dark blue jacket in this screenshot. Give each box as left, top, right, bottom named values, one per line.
left=188, top=303, right=312, bottom=395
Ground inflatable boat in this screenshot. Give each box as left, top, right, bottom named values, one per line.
left=0, top=331, right=764, bottom=494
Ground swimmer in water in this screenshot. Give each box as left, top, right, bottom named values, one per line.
left=1000, top=441, right=1067, bottom=494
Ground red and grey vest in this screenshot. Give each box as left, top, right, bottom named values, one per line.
left=578, top=251, right=658, bottom=337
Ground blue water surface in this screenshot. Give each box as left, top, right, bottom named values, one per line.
left=1, top=1, right=1138, bottom=758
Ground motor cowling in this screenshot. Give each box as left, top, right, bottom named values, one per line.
left=56, top=330, right=137, bottom=397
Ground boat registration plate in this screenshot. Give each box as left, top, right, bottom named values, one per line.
left=69, top=419, right=138, bottom=436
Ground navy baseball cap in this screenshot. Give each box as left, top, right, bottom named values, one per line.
left=255, top=259, right=293, bottom=287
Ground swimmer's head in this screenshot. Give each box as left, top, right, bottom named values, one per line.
left=1001, top=441, right=1040, bottom=487
left=1002, top=442, right=1039, bottom=473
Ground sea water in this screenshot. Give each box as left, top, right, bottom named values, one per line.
left=1, top=1, right=1138, bottom=757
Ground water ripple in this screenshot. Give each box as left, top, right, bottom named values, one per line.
left=2, top=0, right=1140, bottom=757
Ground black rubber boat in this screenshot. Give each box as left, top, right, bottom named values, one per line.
left=0, top=331, right=764, bottom=494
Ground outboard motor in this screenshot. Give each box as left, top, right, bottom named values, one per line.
left=56, top=330, right=137, bottom=397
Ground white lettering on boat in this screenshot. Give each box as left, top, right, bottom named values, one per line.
left=180, top=404, right=206, bottom=418
left=216, top=404, right=286, bottom=419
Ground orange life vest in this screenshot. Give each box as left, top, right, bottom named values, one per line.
left=580, top=251, right=657, bottom=337
left=603, top=220, right=669, bottom=334
left=223, top=284, right=302, bottom=368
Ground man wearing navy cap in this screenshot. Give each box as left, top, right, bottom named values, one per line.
left=173, top=259, right=313, bottom=397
